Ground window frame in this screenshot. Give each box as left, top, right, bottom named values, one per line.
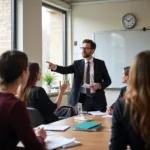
left=11, top=0, right=17, bottom=49
left=42, top=2, right=67, bottom=66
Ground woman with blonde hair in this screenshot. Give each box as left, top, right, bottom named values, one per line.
left=110, top=50, right=150, bottom=150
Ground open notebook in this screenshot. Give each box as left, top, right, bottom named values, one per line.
left=18, top=136, right=81, bottom=149
left=39, top=124, right=70, bottom=131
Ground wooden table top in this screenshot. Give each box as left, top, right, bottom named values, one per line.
left=50, top=115, right=112, bottom=150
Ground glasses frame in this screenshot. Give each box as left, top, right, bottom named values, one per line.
left=80, top=47, right=92, bottom=51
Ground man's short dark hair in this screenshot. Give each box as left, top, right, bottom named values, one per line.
left=83, top=39, right=96, bottom=50
left=124, top=66, right=130, bottom=76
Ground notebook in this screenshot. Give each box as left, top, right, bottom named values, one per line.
left=72, top=124, right=101, bottom=131
left=72, top=121, right=101, bottom=131
left=39, top=124, right=70, bottom=131
left=62, top=140, right=81, bottom=148
left=18, top=136, right=81, bottom=150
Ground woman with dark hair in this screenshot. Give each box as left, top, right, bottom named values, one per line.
left=25, top=62, right=68, bottom=123
left=106, top=66, right=130, bottom=115
left=0, top=50, right=46, bottom=150
left=110, top=50, right=150, bottom=150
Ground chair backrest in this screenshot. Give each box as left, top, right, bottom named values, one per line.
left=27, top=107, right=45, bottom=127
left=56, top=106, right=77, bottom=119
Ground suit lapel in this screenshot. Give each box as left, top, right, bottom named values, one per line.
left=81, top=59, right=85, bottom=83
left=94, top=58, right=97, bottom=82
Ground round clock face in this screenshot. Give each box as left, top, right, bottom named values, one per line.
left=122, top=14, right=137, bottom=29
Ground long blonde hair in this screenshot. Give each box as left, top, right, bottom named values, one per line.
left=125, top=50, right=150, bottom=146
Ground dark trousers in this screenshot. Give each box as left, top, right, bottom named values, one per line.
left=79, top=93, right=102, bottom=111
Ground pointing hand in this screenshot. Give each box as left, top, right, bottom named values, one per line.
left=46, top=61, right=57, bottom=70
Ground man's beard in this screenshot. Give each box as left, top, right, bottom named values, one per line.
left=82, top=53, right=91, bottom=58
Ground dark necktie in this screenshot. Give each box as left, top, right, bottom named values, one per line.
left=86, top=61, right=90, bottom=96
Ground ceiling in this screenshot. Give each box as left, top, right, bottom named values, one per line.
left=60, top=0, right=142, bottom=4
left=62, top=0, right=99, bottom=3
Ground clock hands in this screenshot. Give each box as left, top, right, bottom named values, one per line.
left=122, top=14, right=136, bottom=29
left=124, top=18, right=133, bottom=22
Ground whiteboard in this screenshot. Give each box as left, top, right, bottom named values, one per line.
left=94, top=30, right=150, bottom=88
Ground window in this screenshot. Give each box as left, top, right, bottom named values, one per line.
left=0, top=0, right=12, bottom=55
left=42, top=4, right=67, bottom=87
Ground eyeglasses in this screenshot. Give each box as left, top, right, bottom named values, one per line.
left=80, top=47, right=92, bottom=51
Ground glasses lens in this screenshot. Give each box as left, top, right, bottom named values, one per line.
left=80, top=47, right=91, bottom=50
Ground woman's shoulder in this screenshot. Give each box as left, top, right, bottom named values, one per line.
left=30, top=86, right=47, bottom=97
left=0, top=92, right=23, bottom=105
left=114, top=98, right=130, bottom=123
left=7, top=97, right=26, bottom=114
left=31, top=86, right=45, bottom=92
left=113, top=98, right=126, bottom=117
left=115, top=98, right=125, bottom=110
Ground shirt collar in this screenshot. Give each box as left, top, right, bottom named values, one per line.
left=84, top=57, right=94, bottom=64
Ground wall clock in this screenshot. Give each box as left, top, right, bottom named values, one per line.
left=122, top=13, right=137, bottom=29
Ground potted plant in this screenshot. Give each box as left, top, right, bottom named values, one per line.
left=43, top=72, right=57, bottom=92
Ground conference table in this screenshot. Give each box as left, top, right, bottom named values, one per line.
left=50, top=115, right=112, bottom=150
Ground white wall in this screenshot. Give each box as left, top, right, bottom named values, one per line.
left=17, top=0, right=42, bottom=85
left=71, top=0, right=150, bottom=106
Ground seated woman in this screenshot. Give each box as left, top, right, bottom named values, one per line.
left=109, top=50, right=150, bottom=150
left=24, top=62, right=68, bottom=123
left=0, top=50, right=46, bottom=150
left=106, top=66, right=130, bottom=115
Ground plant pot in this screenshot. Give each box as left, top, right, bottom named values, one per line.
left=45, top=84, right=52, bottom=93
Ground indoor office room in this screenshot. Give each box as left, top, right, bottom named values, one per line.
left=0, top=0, right=150, bottom=149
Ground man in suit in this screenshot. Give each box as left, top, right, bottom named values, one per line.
left=47, top=39, right=111, bottom=112
left=106, top=66, right=130, bottom=115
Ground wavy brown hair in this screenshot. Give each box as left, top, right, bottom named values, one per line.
left=125, top=50, right=150, bottom=146
left=24, top=62, right=40, bottom=105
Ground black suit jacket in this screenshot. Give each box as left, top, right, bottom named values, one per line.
left=110, top=98, right=148, bottom=150
left=54, top=58, right=111, bottom=111
left=110, top=86, right=127, bottom=109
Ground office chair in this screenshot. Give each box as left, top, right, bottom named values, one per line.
left=27, top=107, right=45, bottom=127
left=56, top=106, right=77, bottom=120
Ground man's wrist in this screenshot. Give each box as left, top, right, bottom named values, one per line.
left=52, top=65, right=57, bottom=70
left=98, top=83, right=102, bottom=89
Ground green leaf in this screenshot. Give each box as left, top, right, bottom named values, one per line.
left=43, top=72, right=57, bottom=85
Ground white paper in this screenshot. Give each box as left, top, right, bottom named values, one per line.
left=45, top=136, right=75, bottom=150
left=102, top=114, right=112, bottom=118
left=17, top=131, right=55, bottom=147
left=81, top=83, right=96, bottom=93
left=88, top=111, right=105, bottom=116
left=82, top=83, right=91, bottom=89
left=46, top=131, right=55, bottom=136
left=62, top=140, right=81, bottom=148
left=74, top=116, right=93, bottom=121
left=17, top=142, right=24, bottom=147
left=39, top=124, right=70, bottom=131
left=17, top=136, right=77, bottom=150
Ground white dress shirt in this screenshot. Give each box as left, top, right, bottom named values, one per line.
left=81, top=57, right=95, bottom=94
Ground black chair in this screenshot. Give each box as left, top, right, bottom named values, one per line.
left=55, top=106, right=77, bottom=120
left=27, top=107, right=45, bottom=127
